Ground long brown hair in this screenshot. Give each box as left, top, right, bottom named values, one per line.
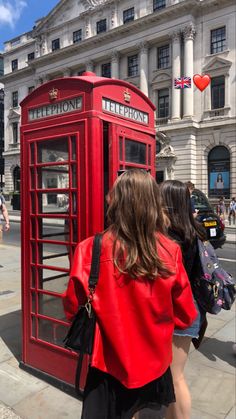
left=106, top=169, right=173, bottom=280
left=160, top=180, right=206, bottom=244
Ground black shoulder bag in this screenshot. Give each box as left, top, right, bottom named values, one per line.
left=63, top=233, right=102, bottom=394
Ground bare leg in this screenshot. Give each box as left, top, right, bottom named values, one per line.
left=165, top=336, right=192, bottom=419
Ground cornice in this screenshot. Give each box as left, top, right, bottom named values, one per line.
left=0, top=67, right=34, bottom=84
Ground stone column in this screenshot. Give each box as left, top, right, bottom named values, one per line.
left=111, top=50, right=119, bottom=79
left=183, top=24, right=196, bottom=118
left=63, top=68, right=71, bottom=77
left=139, top=42, right=149, bottom=97
left=86, top=60, right=94, bottom=72
left=171, top=30, right=181, bottom=120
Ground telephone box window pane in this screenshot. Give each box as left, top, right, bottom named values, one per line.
left=38, top=294, right=66, bottom=321
left=31, top=242, right=37, bottom=263
left=30, top=168, right=35, bottom=189
left=31, top=292, right=36, bottom=312
left=30, top=192, right=36, bottom=214
left=39, top=192, right=70, bottom=213
left=37, top=166, right=69, bottom=190
left=30, top=143, right=35, bottom=164
left=37, top=138, right=68, bottom=163
left=31, top=218, right=36, bottom=240
left=119, top=137, right=123, bottom=160
left=31, top=316, right=36, bottom=338
left=39, top=218, right=69, bottom=242
left=38, top=242, right=70, bottom=269
left=38, top=318, right=68, bottom=347
left=31, top=267, right=37, bottom=289
left=72, top=164, right=77, bottom=188
left=38, top=268, right=69, bottom=293
left=125, top=139, right=146, bottom=164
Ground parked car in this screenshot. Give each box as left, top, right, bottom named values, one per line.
left=192, top=189, right=226, bottom=248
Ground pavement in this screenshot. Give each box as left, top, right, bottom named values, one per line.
left=0, top=212, right=235, bottom=419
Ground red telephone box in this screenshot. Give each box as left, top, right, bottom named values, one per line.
left=20, top=72, right=156, bottom=388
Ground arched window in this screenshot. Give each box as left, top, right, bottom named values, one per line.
left=13, top=166, right=20, bottom=192
left=208, top=146, right=230, bottom=198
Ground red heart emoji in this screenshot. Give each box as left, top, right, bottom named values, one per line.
left=193, top=74, right=211, bottom=91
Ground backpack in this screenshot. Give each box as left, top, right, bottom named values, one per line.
left=193, top=238, right=236, bottom=315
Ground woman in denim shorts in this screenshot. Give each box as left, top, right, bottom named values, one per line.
left=160, top=180, right=207, bottom=419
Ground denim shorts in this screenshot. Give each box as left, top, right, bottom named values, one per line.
left=174, top=301, right=202, bottom=339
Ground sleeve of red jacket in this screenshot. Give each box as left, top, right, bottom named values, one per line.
left=172, top=246, right=198, bottom=329
left=62, top=244, right=87, bottom=321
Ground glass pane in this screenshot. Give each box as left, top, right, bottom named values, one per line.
left=38, top=268, right=69, bottom=293
left=37, top=166, right=69, bottom=190
left=31, top=218, right=36, bottom=239
left=38, top=242, right=70, bottom=269
left=31, top=292, right=36, bottom=313
left=31, top=266, right=37, bottom=288
left=38, top=192, right=70, bottom=213
left=119, top=137, right=123, bottom=160
left=31, top=241, right=37, bottom=264
left=71, top=136, right=76, bottom=160
left=31, top=316, right=36, bottom=338
left=38, top=294, right=66, bottom=321
left=38, top=318, right=68, bottom=346
left=125, top=139, right=146, bottom=164
left=38, top=218, right=69, bottom=242
left=71, top=164, right=77, bottom=188
left=30, top=168, right=35, bottom=189
left=37, top=138, right=68, bottom=163
left=30, top=192, right=35, bottom=214
left=30, top=143, right=35, bottom=164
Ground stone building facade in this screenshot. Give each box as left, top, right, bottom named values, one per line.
left=0, top=0, right=235, bottom=202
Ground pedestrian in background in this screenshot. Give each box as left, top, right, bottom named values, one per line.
left=63, top=169, right=197, bottom=419
left=185, top=181, right=198, bottom=218
left=216, top=196, right=226, bottom=221
left=0, top=192, right=10, bottom=240
left=228, top=197, right=236, bottom=225
left=160, top=180, right=207, bottom=419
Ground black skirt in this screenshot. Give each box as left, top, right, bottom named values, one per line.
left=81, top=367, right=175, bottom=419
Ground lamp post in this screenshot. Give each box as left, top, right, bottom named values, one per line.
left=0, top=88, right=5, bottom=190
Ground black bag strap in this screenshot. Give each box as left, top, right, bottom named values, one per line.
left=88, top=233, right=103, bottom=289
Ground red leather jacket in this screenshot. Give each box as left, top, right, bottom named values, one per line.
left=63, top=232, right=197, bottom=388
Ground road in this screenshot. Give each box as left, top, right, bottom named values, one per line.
left=2, top=221, right=236, bottom=276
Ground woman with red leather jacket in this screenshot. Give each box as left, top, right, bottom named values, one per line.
left=63, top=169, right=197, bottom=419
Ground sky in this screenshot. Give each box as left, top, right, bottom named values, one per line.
left=0, top=0, right=60, bottom=51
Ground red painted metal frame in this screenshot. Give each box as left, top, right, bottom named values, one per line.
left=20, top=74, right=156, bottom=386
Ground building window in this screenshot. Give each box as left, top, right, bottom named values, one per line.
left=12, top=91, right=18, bottom=108
left=12, top=122, right=18, bottom=143
left=211, top=76, right=225, bottom=109
left=97, top=19, right=107, bottom=34
left=52, top=38, right=60, bottom=51
left=11, top=59, right=18, bottom=72
left=158, top=89, right=169, bottom=118
left=13, top=166, right=20, bottom=191
left=123, top=7, right=134, bottom=24
left=153, top=0, right=166, bottom=11
left=73, top=29, right=82, bottom=43
left=211, top=27, right=226, bottom=54
left=157, top=45, right=169, bottom=69
left=128, top=55, right=138, bottom=77
left=77, top=70, right=85, bottom=76
left=208, top=146, right=230, bottom=198
left=101, top=63, right=111, bottom=78
left=28, top=86, right=35, bottom=94
left=27, top=52, right=35, bottom=61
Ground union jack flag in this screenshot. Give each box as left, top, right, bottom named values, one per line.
left=174, top=77, right=191, bottom=89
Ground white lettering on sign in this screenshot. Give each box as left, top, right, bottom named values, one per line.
left=102, top=98, right=149, bottom=124
left=28, top=97, right=82, bottom=121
